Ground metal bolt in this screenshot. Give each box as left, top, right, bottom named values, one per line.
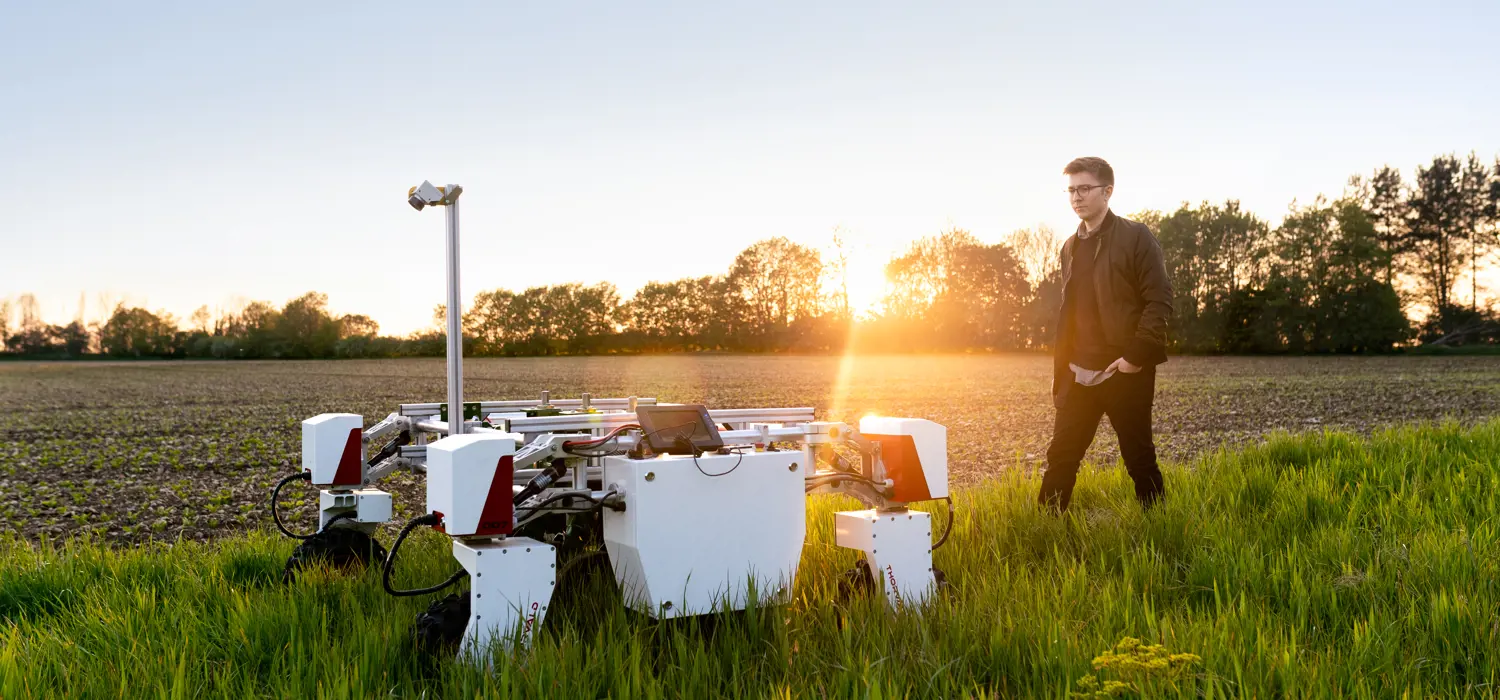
left=645, top=472, right=656, bottom=482
left=550, top=581, right=555, bottom=586
left=872, top=549, right=877, bottom=554
left=526, top=547, right=531, bottom=552
left=790, top=462, right=798, bottom=471
left=908, top=515, right=912, bottom=520
left=872, top=534, right=877, bottom=539
left=550, top=563, right=555, bottom=568
left=476, top=593, right=482, bottom=598
left=664, top=601, right=673, bottom=610
left=477, top=551, right=482, bottom=556
left=477, top=572, right=482, bottom=577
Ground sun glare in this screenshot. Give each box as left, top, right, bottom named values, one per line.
left=843, top=258, right=889, bottom=318
left=824, top=244, right=891, bottom=425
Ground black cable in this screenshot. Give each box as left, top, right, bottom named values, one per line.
left=691, top=447, right=743, bottom=477
left=518, top=490, right=605, bottom=519
left=270, top=472, right=316, bottom=540
left=382, top=514, right=469, bottom=597
left=565, top=448, right=627, bottom=459
left=562, top=424, right=641, bottom=452
left=627, top=420, right=741, bottom=475
left=931, top=496, right=955, bottom=551
left=634, top=420, right=699, bottom=456
left=516, top=489, right=620, bottom=530
left=803, top=472, right=883, bottom=491
left=563, top=438, right=629, bottom=458
left=564, top=424, right=645, bottom=458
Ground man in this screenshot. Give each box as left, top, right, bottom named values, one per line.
left=1039, top=157, right=1173, bottom=513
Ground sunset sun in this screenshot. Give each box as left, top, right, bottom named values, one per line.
left=844, top=257, right=889, bottom=318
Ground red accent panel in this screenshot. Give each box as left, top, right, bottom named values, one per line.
left=867, top=434, right=933, bottom=503
left=331, top=427, right=364, bottom=487
left=474, top=455, right=515, bottom=536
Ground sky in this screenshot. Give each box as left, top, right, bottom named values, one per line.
left=2, top=1, right=1497, bottom=335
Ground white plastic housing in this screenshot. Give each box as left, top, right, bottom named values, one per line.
left=453, top=537, right=555, bottom=659
left=835, top=509, right=936, bottom=608
left=602, top=451, right=804, bottom=618
left=318, top=489, right=393, bottom=530
left=302, top=413, right=365, bottom=488
left=426, top=433, right=516, bottom=537
left=858, top=416, right=948, bottom=501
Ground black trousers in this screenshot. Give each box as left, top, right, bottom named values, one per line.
left=1039, top=367, right=1164, bottom=512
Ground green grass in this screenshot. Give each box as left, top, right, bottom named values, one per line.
left=3, top=420, right=1498, bottom=699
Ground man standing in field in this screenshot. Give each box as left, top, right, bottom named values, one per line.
left=1039, top=157, right=1173, bottom=513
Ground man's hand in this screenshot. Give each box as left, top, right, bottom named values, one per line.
left=1107, top=357, right=1143, bottom=374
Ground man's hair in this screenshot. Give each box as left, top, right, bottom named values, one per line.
left=1063, top=157, right=1114, bottom=187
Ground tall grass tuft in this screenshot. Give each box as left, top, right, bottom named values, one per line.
left=3, top=419, right=1497, bottom=698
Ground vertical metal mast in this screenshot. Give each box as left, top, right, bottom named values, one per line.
left=444, top=194, right=464, bottom=435
left=408, top=180, right=466, bottom=435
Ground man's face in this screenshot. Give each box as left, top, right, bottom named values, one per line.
left=1068, top=172, right=1112, bottom=222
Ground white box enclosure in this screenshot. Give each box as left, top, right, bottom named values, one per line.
left=317, top=489, right=392, bottom=530
left=858, top=416, right=948, bottom=502
left=302, top=413, right=365, bottom=488
left=426, top=434, right=516, bottom=537
left=602, top=451, right=805, bottom=618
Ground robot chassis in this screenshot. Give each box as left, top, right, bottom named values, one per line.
left=290, top=396, right=953, bottom=659
left=272, top=180, right=955, bottom=661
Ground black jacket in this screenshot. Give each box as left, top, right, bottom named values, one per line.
left=1052, top=210, right=1173, bottom=408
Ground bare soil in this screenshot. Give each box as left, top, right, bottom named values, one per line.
left=2, top=354, right=1496, bottom=545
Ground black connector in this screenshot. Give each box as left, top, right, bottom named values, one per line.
left=366, top=429, right=412, bottom=467
left=513, top=458, right=569, bottom=505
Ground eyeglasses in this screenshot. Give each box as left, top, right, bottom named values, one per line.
left=1066, top=185, right=1107, bottom=197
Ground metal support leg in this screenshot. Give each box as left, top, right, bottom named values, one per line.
left=834, top=509, right=936, bottom=608
left=451, top=537, right=557, bottom=660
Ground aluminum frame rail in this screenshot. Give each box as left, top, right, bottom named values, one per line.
left=505, top=406, right=816, bottom=434
left=397, top=408, right=821, bottom=465
left=398, top=397, right=660, bottom=419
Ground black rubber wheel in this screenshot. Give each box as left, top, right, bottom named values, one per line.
left=412, top=590, right=471, bottom=656
left=281, top=526, right=387, bottom=584
left=932, top=566, right=949, bottom=596
left=836, top=561, right=876, bottom=604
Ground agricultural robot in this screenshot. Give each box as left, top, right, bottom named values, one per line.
left=269, top=181, right=955, bottom=660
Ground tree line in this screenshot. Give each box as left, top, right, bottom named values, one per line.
left=4, top=152, right=1497, bottom=360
